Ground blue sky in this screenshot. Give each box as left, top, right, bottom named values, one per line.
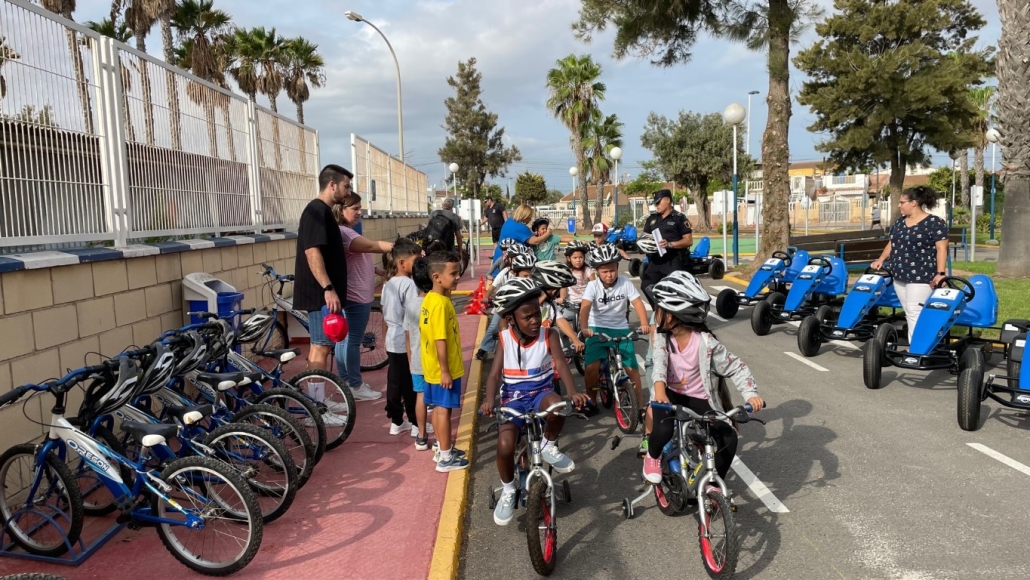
left=77, top=0, right=1001, bottom=192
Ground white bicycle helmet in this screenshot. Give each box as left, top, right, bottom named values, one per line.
left=563, top=240, right=589, bottom=257
left=138, top=342, right=176, bottom=395
left=493, top=278, right=543, bottom=316
left=533, top=260, right=576, bottom=289
left=588, top=244, right=622, bottom=268
left=651, top=271, right=711, bottom=324
left=636, top=233, right=659, bottom=255
left=236, top=309, right=274, bottom=343
left=169, top=331, right=208, bottom=377
left=500, top=239, right=531, bottom=255
left=510, top=252, right=538, bottom=272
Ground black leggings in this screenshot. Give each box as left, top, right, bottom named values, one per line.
left=648, top=391, right=738, bottom=479
left=386, top=352, right=417, bottom=425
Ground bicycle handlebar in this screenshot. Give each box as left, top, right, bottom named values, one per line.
left=650, top=402, right=758, bottom=423
left=590, top=331, right=646, bottom=342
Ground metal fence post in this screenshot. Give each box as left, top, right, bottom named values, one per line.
left=92, top=36, right=130, bottom=247
left=313, top=130, right=321, bottom=173
left=245, top=100, right=264, bottom=232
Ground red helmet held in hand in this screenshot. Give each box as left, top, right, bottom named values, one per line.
left=323, top=312, right=349, bottom=343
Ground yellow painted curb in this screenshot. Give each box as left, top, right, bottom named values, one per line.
left=722, top=273, right=749, bottom=288
left=427, top=315, right=488, bottom=580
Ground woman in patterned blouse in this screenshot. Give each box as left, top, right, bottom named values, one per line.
left=870, top=186, right=949, bottom=342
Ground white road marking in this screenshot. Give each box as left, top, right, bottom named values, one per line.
left=967, top=443, right=1030, bottom=478
left=783, top=351, right=829, bottom=371
left=711, top=285, right=735, bottom=292
left=731, top=457, right=789, bottom=513
left=636, top=354, right=647, bottom=370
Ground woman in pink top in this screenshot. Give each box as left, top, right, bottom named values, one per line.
left=641, top=272, right=764, bottom=488
left=333, top=194, right=393, bottom=401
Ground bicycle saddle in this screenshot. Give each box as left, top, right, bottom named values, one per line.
left=237, top=372, right=265, bottom=386
left=164, top=403, right=214, bottom=425
left=121, top=420, right=177, bottom=447
left=258, top=348, right=301, bottom=363
left=194, top=372, right=244, bottom=392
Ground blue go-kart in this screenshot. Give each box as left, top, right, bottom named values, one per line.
left=630, top=236, right=726, bottom=281
left=751, top=255, right=847, bottom=336
left=607, top=224, right=639, bottom=253
left=797, top=267, right=905, bottom=357
left=957, top=319, right=1030, bottom=431
left=863, top=275, right=1005, bottom=391
left=715, top=249, right=810, bottom=319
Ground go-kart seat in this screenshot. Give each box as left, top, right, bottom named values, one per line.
left=691, top=237, right=710, bottom=259
left=954, top=274, right=998, bottom=328
left=813, top=257, right=849, bottom=296
left=781, top=250, right=811, bottom=283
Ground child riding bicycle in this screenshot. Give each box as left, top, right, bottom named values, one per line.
left=579, top=245, right=652, bottom=414
left=480, top=278, right=589, bottom=526
left=533, top=260, right=585, bottom=354
left=642, top=271, right=764, bottom=489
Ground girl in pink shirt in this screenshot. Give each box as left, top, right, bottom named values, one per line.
left=642, top=272, right=764, bottom=488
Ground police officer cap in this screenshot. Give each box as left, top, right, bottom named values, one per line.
left=652, top=189, right=672, bottom=204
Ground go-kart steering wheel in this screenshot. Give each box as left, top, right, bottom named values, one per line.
left=864, top=266, right=895, bottom=286
left=937, top=276, right=975, bottom=302
left=771, top=250, right=792, bottom=267
left=808, top=256, right=833, bottom=275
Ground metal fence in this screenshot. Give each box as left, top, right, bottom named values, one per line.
left=350, top=134, right=427, bottom=215
left=0, top=0, right=319, bottom=251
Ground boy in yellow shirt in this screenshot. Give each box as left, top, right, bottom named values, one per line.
left=418, top=251, right=469, bottom=472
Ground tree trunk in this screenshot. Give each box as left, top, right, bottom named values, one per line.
left=959, top=151, right=970, bottom=208
left=593, top=179, right=605, bottom=225
left=754, top=0, right=793, bottom=265
left=161, top=16, right=182, bottom=151
left=205, top=97, right=218, bottom=158
left=973, top=145, right=985, bottom=192
left=221, top=103, right=236, bottom=162
left=694, top=179, right=712, bottom=232
left=297, top=101, right=307, bottom=174
left=65, top=29, right=95, bottom=134
left=573, top=134, right=590, bottom=229
left=296, top=101, right=304, bottom=125
left=888, top=152, right=907, bottom=218
left=136, top=36, right=155, bottom=146
left=995, top=0, right=1030, bottom=278
left=269, top=96, right=283, bottom=170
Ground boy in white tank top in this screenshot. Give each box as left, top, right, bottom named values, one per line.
left=481, top=279, right=589, bottom=527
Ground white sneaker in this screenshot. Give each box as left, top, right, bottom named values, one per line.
left=351, top=384, right=382, bottom=401
left=389, top=420, right=412, bottom=435
left=410, top=424, right=420, bottom=438
left=324, top=400, right=350, bottom=414
left=320, top=412, right=349, bottom=427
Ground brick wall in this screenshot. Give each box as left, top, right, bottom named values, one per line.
left=0, top=215, right=426, bottom=446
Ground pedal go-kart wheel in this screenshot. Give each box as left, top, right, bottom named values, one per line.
left=751, top=292, right=785, bottom=336
left=959, top=346, right=985, bottom=374
left=957, top=365, right=985, bottom=431
left=639, top=261, right=649, bottom=282
left=863, top=336, right=884, bottom=389
left=629, top=258, right=642, bottom=278
left=815, top=304, right=833, bottom=323
left=873, top=323, right=898, bottom=368
left=709, top=259, right=726, bottom=280
left=716, top=289, right=740, bottom=319
left=623, top=498, right=634, bottom=519
left=797, top=315, right=823, bottom=358
left=563, top=479, right=572, bottom=503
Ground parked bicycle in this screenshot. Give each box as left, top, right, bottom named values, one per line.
left=618, top=402, right=765, bottom=580
left=485, top=400, right=586, bottom=576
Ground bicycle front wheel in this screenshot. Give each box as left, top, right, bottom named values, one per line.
left=253, top=388, right=327, bottom=465
left=614, top=380, right=639, bottom=434
left=153, top=456, right=263, bottom=576
left=525, top=478, right=557, bottom=576
left=359, top=306, right=389, bottom=371
left=698, top=489, right=739, bottom=580
left=204, top=423, right=298, bottom=524
left=0, top=444, right=84, bottom=557
left=289, top=368, right=356, bottom=450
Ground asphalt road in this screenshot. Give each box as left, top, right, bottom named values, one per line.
left=458, top=269, right=1030, bottom=580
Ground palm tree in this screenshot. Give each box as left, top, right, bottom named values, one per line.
left=546, top=54, right=605, bottom=229
left=40, top=0, right=95, bottom=134
left=580, top=111, right=624, bottom=225
left=172, top=0, right=233, bottom=158
left=120, top=1, right=160, bottom=144
left=247, top=27, right=286, bottom=169
left=282, top=37, right=324, bottom=125
left=995, top=0, right=1029, bottom=277
left=224, top=28, right=258, bottom=101
left=0, top=36, right=20, bottom=113
left=84, top=18, right=136, bottom=141
left=968, top=86, right=995, bottom=201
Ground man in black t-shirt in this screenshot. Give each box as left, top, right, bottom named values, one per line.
left=480, top=196, right=508, bottom=243
left=642, top=188, right=693, bottom=292
left=294, top=164, right=352, bottom=370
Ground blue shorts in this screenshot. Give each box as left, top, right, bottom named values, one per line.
left=412, top=374, right=427, bottom=394
left=500, top=388, right=555, bottom=429
left=424, top=377, right=462, bottom=409
left=307, top=309, right=337, bottom=347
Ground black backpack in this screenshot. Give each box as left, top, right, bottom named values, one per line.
left=425, top=210, right=456, bottom=248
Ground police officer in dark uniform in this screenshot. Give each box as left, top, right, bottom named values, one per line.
left=642, top=189, right=693, bottom=293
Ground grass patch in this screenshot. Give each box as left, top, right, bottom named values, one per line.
left=948, top=261, right=1030, bottom=339
left=952, top=261, right=996, bottom=275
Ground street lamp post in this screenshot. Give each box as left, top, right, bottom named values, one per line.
left=610, top=147, right=622, bottom=225
left=345, top=11, right=404, bottom=163
left=449, top=163, right=459, bottom=202
left=569, top=166, right=578, bottom=226
left=986, top=128, right=1000, bottom=240
left=723, top=103, right=746, bottom=265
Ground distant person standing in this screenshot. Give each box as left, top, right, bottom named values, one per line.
left=871, top=203, right=882, bottom=231
left=425, top=198, right=464, bottom=254
left=481, top=196, right=508, bottom=244
left=294, top=164, right=351, bottom=372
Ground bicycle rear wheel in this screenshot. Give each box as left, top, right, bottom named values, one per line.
left=153, top=456, right=263, bottom=576
left=232, top=404, right=315, bottom=488
left=0, top=444, right=84, bottom=557
left=289, top=368, right=356, bottom=450
left=360, top=306, right=389, bottom=371
left=698, top=489, right=739, bottom=580
left=204, top=423, right=298, bottom=523
left=525, top=478, right=557, bottom=576
left=253, top=388, right=327, bottom=465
